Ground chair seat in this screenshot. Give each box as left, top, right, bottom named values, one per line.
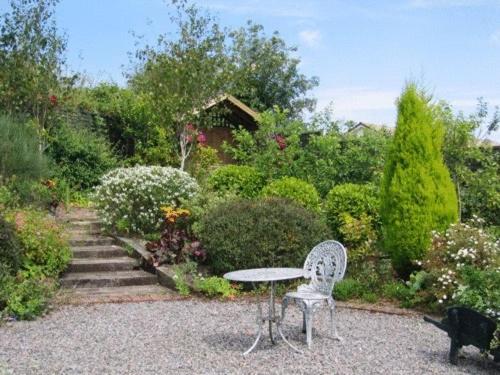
left=285, top=291, right=330, bottom=300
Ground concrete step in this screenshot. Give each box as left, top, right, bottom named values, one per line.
left=68, top=220, right=102, bottom=233
left=68, top=257, right=138, bottom=272
left=57, top=285, right=173, bottom=304
left=69, top=236, right=115, bottom=247
left=60, top=270, right=157, bottom=288
left=71, top=245, right=127, bottom=259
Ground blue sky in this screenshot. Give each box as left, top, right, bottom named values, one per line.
left=2, top=0, right=500, bottom=139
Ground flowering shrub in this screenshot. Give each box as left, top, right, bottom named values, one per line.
left=421, top=217, right=500, bottom=317
left=93, top=166, right=198, bottom=234
left=145, top=206, right=205, bottom=266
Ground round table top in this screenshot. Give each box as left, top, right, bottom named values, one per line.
left=224, top=267, right=304, bottom=282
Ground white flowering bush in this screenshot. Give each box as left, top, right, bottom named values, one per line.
left=421, top=216, right=499, bottom=309
left=93, top=166, right=198, bottom=234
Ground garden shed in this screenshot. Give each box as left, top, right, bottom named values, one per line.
left=199, top=94, right=260, bottom=162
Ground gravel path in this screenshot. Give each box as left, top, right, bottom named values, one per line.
left=0, top=300, right=498, bottom=375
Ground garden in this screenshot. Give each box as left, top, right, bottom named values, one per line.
left=0, top=0, right=499, bottom=373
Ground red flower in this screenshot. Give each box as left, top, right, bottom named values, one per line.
left=274, top=135, right=286, bottom=150
left=185, top=123, right=195, bottom=132
left=49, top=95, right=57, bottom=106
left=197, top=131, right=207, bottom=145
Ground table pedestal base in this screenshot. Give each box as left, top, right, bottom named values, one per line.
left=243, top=281, right=302, bottom=355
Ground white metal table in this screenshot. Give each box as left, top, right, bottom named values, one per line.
left=224, top=267, right=304, bottom=355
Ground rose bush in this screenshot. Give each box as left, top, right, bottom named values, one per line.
left=93, top=166, right=198, bottom=234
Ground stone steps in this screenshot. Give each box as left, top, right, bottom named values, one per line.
left=60, top=270, right=157, bottom=288
left=58, top=208, right=167, bottom=302
left=71, top=245, right=127, bottom=259
left=67, top=257, right=138, bottom=272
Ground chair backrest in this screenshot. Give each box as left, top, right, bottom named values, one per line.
left=303, top=240, right=347, bottom=295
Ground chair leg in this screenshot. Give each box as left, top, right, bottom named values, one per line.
left=302, top=312, right=306, bottom=333
left=328, top=298, right=342, bottom=341
left=305, top=307, right=313, bottom=349
left=281, top=297, right=289, bottom=324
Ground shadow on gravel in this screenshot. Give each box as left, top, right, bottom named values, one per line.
left=424, top=348, right=500, bottom=373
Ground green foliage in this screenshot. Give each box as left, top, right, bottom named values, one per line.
left=3, top=276, right=54, bottom=320
left=0, top=215, right=21, bottom=274
left=194, top=276, right=238, bottom=298
left=187, top=145, right=220, bottom=184
left=224, top=108, right=306, bottom=181
left=325, top=183, right=379, bottom=240
left=228, top=21, right=319, bottom=116
left=438, top=99, right=500, bottom=227
left=172, top=261, right=197, bottom=296
left=261, top=177, right=321, bottom=212
left=381, top=84, right=458, bottom=277
left=9, top=210, right=71, bottom=277
left=47, top=123, right=117, bottom=190
left=130, top=1, right=229, bottom=169
left=0, top=0, right=75, bottom=141
left=93, top=166, right=198, bottom=234
left=206, top=165, right=264, bottom=198
left=333, top=278, right=363, bottom=301
left=198, top=198, right=330, bottom=275
left=0, top=115, right=51, bottom=181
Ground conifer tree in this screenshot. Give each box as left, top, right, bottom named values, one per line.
left=381, top=84, right=458, bottom=277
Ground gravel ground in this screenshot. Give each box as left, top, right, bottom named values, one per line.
left=0, top=300, right=498, bottom=375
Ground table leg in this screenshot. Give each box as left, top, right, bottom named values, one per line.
left=269, top=281, right=276, bottom=344
left=244, top=285, right=264, bottom=356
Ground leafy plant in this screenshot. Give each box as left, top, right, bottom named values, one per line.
left=261, top=177, right=321, bottom=212
left=206, top=165, right=264, bottom=198
left=198, top=198, right=330, bottom=274
left=194, top=276, right=239, bottom=298
left=145, top=206, right=205, bottom=266
left=4, top=276, right=55, bottom=320
left=381, top=84, right=458, bottom=277
left=0, top=215, right=21, bottom=274
left=172, top=262, right=197, bottom=296
left=325, top=183, right=379, bottom=240
left=333, top=278, right=363, bottom=301
left=93, top=166, right=198, bottom=234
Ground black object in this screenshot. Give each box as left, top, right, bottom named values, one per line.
left=424, top=307, right=499, bottom=364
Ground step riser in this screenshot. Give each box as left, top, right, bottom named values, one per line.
left=68, top=229, right=102, bottom=235
left=68, top=262, right=137, bottom=273
left=61, top=276, right=157, bottom=288
left=68, top=224, right=102, bottom=232
left=70, top=239, right=115, bottom=247
left=72, top=249, right=126, bottom=258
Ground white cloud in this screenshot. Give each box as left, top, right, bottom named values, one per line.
left=299, top=29, right=321, bottom=47
left=490, top=30, right=500, bottom=46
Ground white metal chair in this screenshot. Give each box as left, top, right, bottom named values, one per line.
left=280, top=240, right=347, bottom=349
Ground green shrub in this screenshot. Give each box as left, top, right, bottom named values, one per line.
left=206, top=165, right=264, bottom=198
left=325, top=183, right=379, bottom=240
left=4, top=277, right=54, bottom=320
left=0, top=215, right=21, bottom=274
left=47, top=123, right=117, bottom=190
left=0, top=115, right=50, bottom=181
left=261, top=177, right=321, bottom=212
left=198, top=198, right=330, bottom=274
left=93, top=166, right=198, bottom=234
left=381, top=84, right=458, bottom=277
left=194, top=276, right=238, bottom=298
left=9, top=210, right=71, bottom=277
left=333, top=278, right=363, bottom=301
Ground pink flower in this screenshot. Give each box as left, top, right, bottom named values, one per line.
left=274, top=135, right=286, bottom=150
left=185, top=123, right=195, bottom=132
left=49, top=95, right=57, bottom=106
left=197, top=131, right=207, bottom=145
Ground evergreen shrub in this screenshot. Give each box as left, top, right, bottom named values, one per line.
left=381, top=84, right=458, bottom=277
left=198, top=198, right=330, bottom=274
left=206, top=165, right=264, bottom=198
left=324, top=183, right=379, bottom=240
left=261, top=177, right=321, bottom=212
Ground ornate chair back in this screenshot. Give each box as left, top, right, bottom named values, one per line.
left=302, top=240, right=347, bottom=295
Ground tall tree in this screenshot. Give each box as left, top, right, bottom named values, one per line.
left=381, top=84, right=458, bottom=277
left=228, top=22, right=319, bottom=117
left=0, top=0, right=73, bottom=147
left=130, top=0, right=229, bottom=169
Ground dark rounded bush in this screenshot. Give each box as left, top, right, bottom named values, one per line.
left=0, top=215, right=21, bottom=274
left=198, top=198, right=331, bottom=275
